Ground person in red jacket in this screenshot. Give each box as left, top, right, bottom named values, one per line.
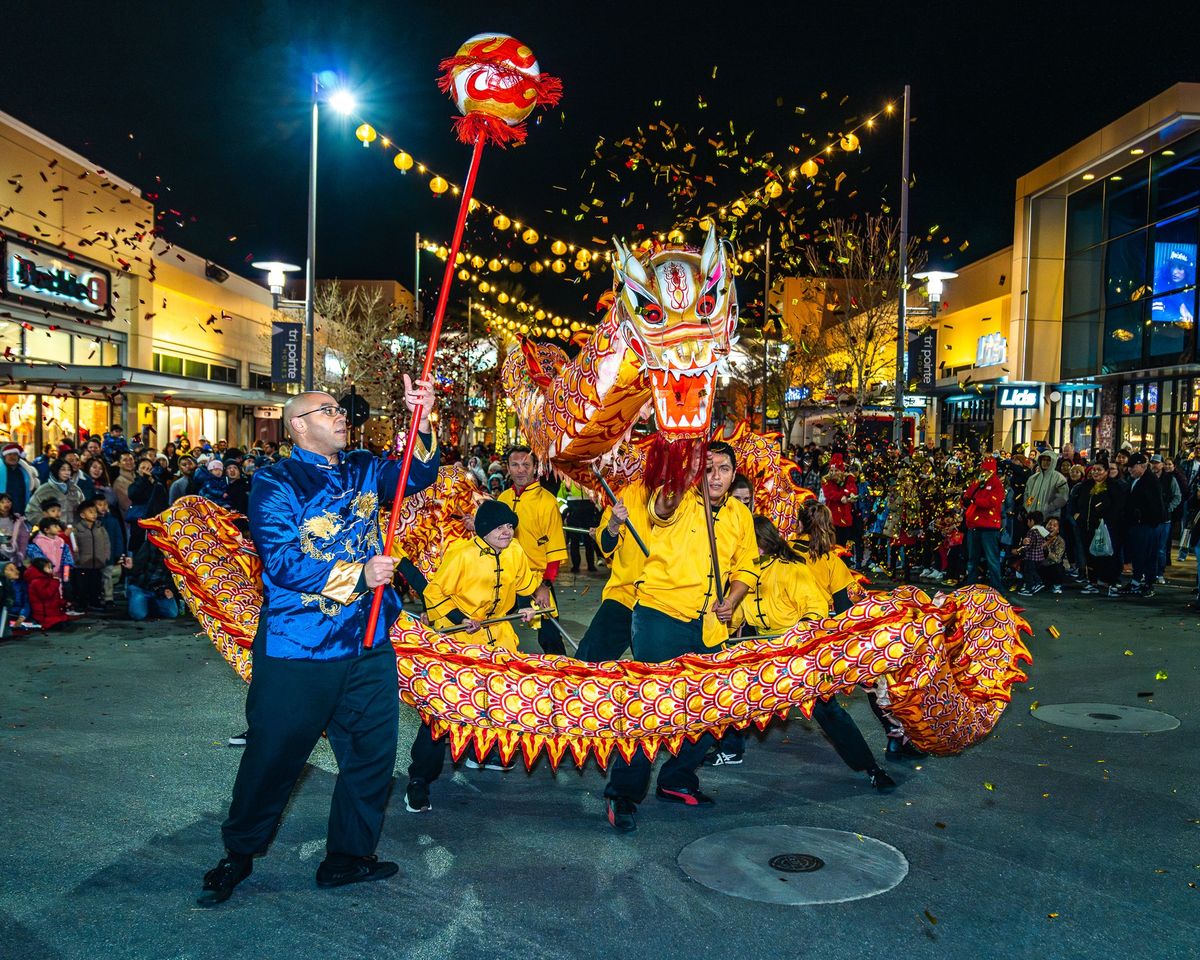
left=24, top=558, right=70, bottom=630
left=822, top=456, right=859, bottom=550
left=963, top=457, right=1005, bottom=590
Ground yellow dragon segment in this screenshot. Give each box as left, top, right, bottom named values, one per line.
left=144, top=498, right=1031, bottom=769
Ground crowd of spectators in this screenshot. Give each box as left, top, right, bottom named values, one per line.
left=0, top=423, right=287, bottom=636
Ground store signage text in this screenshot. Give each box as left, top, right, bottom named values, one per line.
left=1, top=236, right=111, bottom=317
left=907, top=327, right=937, bottom=392
left=271, top=322, right=303, bottom=384
left=998, top=385, right=1041, bottom=409
left=976, top=332, right=1008, bottom=366
left=252, top=406, right=282, bottom=420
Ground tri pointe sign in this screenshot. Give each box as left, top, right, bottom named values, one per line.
left=1, top=235, right=111, bottom=318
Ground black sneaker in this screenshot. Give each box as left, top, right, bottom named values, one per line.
left=315, top=854, right=399, bottom=889
left=885, top=738, right=927, bottom=761
left=405, top=778, right=431, bottom=813
left=197, top=853, right=252, bottom=907
left=868, top=767, right=897, bottom=792
left=702, top=750, right=744, bottom=766
left=227, top=730, right=248, bottom=747
left=606, top=797, right=637, bottom=833
left=655, top=785, right=715, bottom=806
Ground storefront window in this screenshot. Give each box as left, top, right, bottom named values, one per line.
left=23, top=328, right=72, bottom=364
left=1067, top=180, right=1104, bottom=254
left=0, top=394, right=38, bottom=456
left=1150, top=130, right=1200, bottom=223
left=1118, top=377, right=1197, bottom=455
left=156, top=406, right=230, bottom=451
left=1102, top=302, right=1143, bottom=372
left=1103, top=159, right=1150, bottom=239
left=1050, top=388, right=1099, bottom=456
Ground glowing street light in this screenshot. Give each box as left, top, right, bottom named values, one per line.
left=251, top=260, right=301, bottom=302
left=913, top=267, right=959, bottom=305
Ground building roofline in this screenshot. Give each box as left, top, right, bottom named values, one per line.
left=0, top=109, right=143, bottom=197
left=1019, top=82, right=1200, bottom=199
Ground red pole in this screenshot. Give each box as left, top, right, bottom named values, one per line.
left=363, top=133, right=486, bottom=648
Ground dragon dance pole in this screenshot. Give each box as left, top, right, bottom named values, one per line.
left=363, top=134, right=486, bottom=649
left=591, top=467, right=650, bottom=557
left=699, top=465, right=725, bottom=606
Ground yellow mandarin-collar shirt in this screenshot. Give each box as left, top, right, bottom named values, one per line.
left=637, top=487, right=757, bottom=639
left=594, top=480, right=651, bottom=610
left=791, top=536, right=856, bottom=608
left=423, top=535, right=542, bottom=652
left=498, top=483, right=568, bottom=577
left=740, top=556, right=827, bottom=632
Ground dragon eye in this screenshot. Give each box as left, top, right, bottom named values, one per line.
left=697, top=292, right=717, bottom=317
left=639, top=303, right=664, bottom=325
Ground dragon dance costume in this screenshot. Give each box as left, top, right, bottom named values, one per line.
left=150, top=229, right=1032, bottom=837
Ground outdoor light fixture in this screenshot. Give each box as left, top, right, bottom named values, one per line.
left=327, top=89, right=357, bottom=115
left=251, top=260, right=301, bottom=300
left=913, top=268, right=959, bottom=304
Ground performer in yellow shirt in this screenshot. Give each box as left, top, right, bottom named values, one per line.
left=575, top=480, right=650, bottom=663
left=792, top=500, right=903, bottom=785
left=603, top=441, right=756, bottom=834
left=705, top=513, right=895, bottom=791
left=498, top=446, right=568, bottom=655
left=404, top=500, right=540, bottom=813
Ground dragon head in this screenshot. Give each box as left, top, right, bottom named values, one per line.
left=611, top=226, right=738, bottom=439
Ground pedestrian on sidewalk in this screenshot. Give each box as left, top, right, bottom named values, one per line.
left=1122, top=453, right=1163, bottom=597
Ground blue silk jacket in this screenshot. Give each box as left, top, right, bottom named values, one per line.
left=248, top=434, right=439, bottom=660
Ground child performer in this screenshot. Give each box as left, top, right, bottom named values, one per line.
left=404, top=500, right=541, bottom=813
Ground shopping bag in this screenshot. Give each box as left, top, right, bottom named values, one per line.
left=1089, top=520, right=1113, bottom=558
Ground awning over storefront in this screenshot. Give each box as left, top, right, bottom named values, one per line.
left=5, top=363, right=288, bottom=406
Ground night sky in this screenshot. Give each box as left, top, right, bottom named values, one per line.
left=2, top=0, right=1194, bottom=326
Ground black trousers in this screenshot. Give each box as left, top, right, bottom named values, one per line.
left=810, top=697, right=876, bottom=771
left=72, top=568, right=103, bottom=609
left=221, top=623, right=400, bottom=859
left=604, top=606, right=714, bottom=802
left=565, top=501, right=600, bottom=571
left=575, top=598, right=633, bottom=662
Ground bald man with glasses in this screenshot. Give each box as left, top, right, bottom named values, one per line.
left=199, top=375, right=439, bottom=906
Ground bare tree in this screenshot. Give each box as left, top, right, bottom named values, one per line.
left=802, top=216, right=925, bottom=406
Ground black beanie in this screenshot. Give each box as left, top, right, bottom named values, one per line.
left=475, top=499, right=519, bottom=539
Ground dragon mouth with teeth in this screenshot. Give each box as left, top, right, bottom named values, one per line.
left=610, top=229, right=737, bottom=487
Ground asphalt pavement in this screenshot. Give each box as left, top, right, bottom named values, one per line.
left=0, top=563, right=1196, bottom=960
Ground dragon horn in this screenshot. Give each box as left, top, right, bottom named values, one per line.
left=611, top=235, right=648, bottom=286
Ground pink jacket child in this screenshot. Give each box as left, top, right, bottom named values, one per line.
left=27, top=519, right=75, bottom=590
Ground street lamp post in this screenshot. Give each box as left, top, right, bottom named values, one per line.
left=893, top=84, right=912, bottom=447
left=302, top=74, right=357, bottom=391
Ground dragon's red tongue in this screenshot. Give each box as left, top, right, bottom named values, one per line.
left=643, top=435, right=707, bottom=495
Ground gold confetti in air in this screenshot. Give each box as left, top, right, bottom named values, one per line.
left=983, top=782, right=995, bottom=792
left=1155, top=671, right=1168, bottom=681
left=1123, top=650, right=1133, bottom=656
left=1029, top=701, right=1039, bottom=712
left=1047, top=913, right=1059, bottom=920
left=1047, top=625, right=1060, bottom=638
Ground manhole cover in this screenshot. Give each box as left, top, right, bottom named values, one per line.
left=769, top=853, right=825, bottom=873
left=678, top=825, right=907, bottom=905
left=1032, top=702, right=1179, bottom=734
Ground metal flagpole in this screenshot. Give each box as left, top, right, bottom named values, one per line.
left=304, top=73, right=319, bottom=391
